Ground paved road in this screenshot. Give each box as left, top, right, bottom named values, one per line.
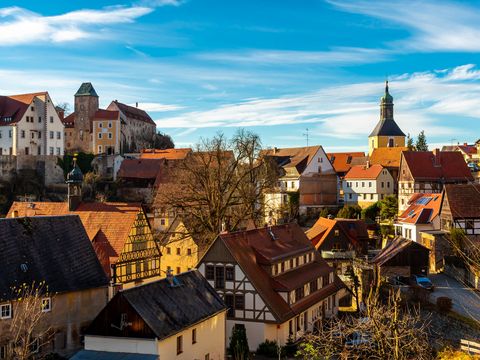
left=429, top=273, right=480, bottom=322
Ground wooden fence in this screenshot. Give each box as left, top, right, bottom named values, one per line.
left=461, top=339, right=480, bottom=355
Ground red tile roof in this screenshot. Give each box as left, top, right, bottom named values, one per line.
left=111, top=101, right=155, bottom=126
left=443, top=183, right=480, bottom=219
left=398, top=193, right=443, bottom=224
left=402, top=151, right=473, bottom=181
left=344, top=164, right=384, bottom=180
left=62, top=113, right=75, bottom=128
left=327, top=152, right=365, bottom=173
left=140, top=148, right=192, bottom=160
left=93, top=109, right=119, bottom=120
left=215, top=223, right=344, bottom=322
left=7, top=201, right=144, bottom=276
left=118, top=158, right=164, bottom=180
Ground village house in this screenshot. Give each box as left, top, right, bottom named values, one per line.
left=327, top=152, right=365, bottom=204
left=368, top=146, right=408, bottom=190
left=63, top=83, right=156, bottom=154
left=398, top=149, right=474, bottom=212
left=368, top=81, right=406, bottom=156
left=442, top=142, right=479, bottom=164
left=7, top=159, right=161, bottom=288
left=73, top=271, right=226, bottom=360
left=197, top=223, right=346, bottom=351
left=0, top=215, right=109, bottom=358
left=343, top=163, right=395, bottom=208
left=261, top=146, right=338, bottom=223
left=0, top=92, right=64, bottom=156
left=394, top=193, right=443, bottom=242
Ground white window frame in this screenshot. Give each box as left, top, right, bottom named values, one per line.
left=0, top=303, right=12, bottom=319
left=41, top=297, right=51, bottom=313
left=98, top=133, right=102, bottom=139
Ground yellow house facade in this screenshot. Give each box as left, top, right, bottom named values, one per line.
left=368, top=81, right=406, bottom=156
left=92, top=110, right=121, bottom=155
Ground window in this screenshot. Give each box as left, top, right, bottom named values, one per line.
left=108, top=122, right=112, bottom=128
left=57, top=131, right=61, bottom=139
left=0, top=344, right=7, bottom=359
left=310, top=279, right=318, bottom=293
left=0, top=303, right=11, bottom=319
left=108, top=133, right=112, bottom=139
left=49, top=147, right=54, bottom=155
left=176, top=267, right=181, bottom=274
left=187, top=248, right=192, bottom=256
left=21, top=130, right=25, bottom=138
left=49, top=131, right=54, bottom=139
left=38, top=116, right=42, bottom=123
left=8, top=130, right=12, bottom=138
left=98, top=133, right=102, bottom=139
left=176, top=248, right=181, bottom=255
left=368, top=182, right=372, bottom=187
left=176, top=335, right=183, bottom=355
left=215, top=266, right=225, bottom=289
left=334, top=230, right=339, bottom=236
left=25, top=147, right=29, bottom=155
left=56, top=147, right=61, bottom=155
left=160, top=219, right=166, bottom=225
left=38, top=131, right=41, bottom=139
left=387, top=182, right=390, bottom=188
left=0, top=131, right=2, bottom=139
left=50, top=116, right=54, bottom=123
left=205, top=265, right=214, bottom=280
left=370, top=194, right=374, bottom=200
left=295, top=287, right=304, bottom=301
left=235, top=295, right=245, bottom=310
left=225, top=294, right=234, bottom=317
left=349, top=194, right=352, bottom=199
left=205, top=354, right=210, bottom=360
left=361, top=182, right=365, bottom=187
left=381, top=181, right=384, bottom=188
left=225, top=266, right=234, bottom=281
left=192, top=328, right=197, bottom=344
left=41, top=297, right=51, bottom=312
left=99, top=122, right=103, bottom=128
left=31, top=106, right=34, bottom=111
left=98, top=145, right=102, bottom=153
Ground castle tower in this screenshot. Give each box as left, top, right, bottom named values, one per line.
left=73, top=82, right=99, bottom=150
left=66, top=154, right=83, bottom=211
left=368, top=81, right=406, bottom=155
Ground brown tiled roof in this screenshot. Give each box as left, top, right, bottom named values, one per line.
left=372, top=237, right=428, bottom=267
left=93, top=109, right=119, bottom=120
left=306, top=217, right=369, bottom=249
left=370, top=147, right=408, bottom=168
left=327, top=152, right=365, bottom=173
left=140, top=148, right=192, bottom=160
left=118, top=158, right=164, bottom=180
left=0, top=96, right=28, bottom=126
left=344, top=164, right=384, bottom=180
left=350, top=156, right=368, bottom=166
left=215, top=223, right=344, bottom=323
left=8, top=91, right=47, bottom=104
left=7, top=202, right=143, bottom=276
left=402, top=151, right=473, bottom=181
left=398, top=193, right=442, bottom=224
left=62, top=113, right=75, bottom=128
left=260, top=146, right=322, bottom=174
left=112, top=101, right=155, bottom=125
left=443, top=183, right=480, bottom=219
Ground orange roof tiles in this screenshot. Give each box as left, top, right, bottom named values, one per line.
left=398, top=193, right=443, bottom=224
left=8, top=92, right=47, bottom=104
left=369, top=147, right=408, bottom=168
left=344, top=164, right=384, bottom=180
left=140, top=148, right=192, bottom=160
left=7, top=201, right=143, bottom=276
left=327, top=152, right=365, bottom=173
left=306, top=217, right=369, bottom=249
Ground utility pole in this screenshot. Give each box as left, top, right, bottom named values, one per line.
left=303, top=128, right=309, bottom=147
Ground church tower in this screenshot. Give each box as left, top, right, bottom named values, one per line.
left=368, top=81, right=406, bottom=155
left=73, top=82, right=99, bottom=152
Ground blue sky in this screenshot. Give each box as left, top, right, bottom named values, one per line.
left=1, top=0, right=480, bottom=152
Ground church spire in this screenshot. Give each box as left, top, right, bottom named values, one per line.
left=380, top=80, right=394, bottom=120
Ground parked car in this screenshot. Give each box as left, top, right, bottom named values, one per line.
left=467, top=162, right=480, bottom=172
left=410, top=275, right=434, bottom=291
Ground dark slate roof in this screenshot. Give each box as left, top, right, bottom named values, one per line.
left=87, top=270, right=226, bottom=340
left=71, top=351, right=158, bottom=360
left=369, top=118, right=406, bottom=137
left=0, top=215, right=109, bottom=301
left=75, top=82, right=99, bottom=97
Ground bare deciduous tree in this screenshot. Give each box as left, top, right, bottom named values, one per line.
left=296, top=289, right=432, bottom=360
left=6, top=282, right=53, bottom=360
left=155, top=130, right=279, bottom=248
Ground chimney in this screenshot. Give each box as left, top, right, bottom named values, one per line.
left=273, top=147, right=278, bottom=154
left=366, top=160, right=370, bottom=169
left=433, top=148, right=441, bottom=167
left=136, top=102, right=138, bottom=108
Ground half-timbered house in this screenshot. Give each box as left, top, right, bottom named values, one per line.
left=197, top=223, right=345, bottom=351
left=398, top=149, right=473, bottom=212
left=73, top=270, right=226, bottom=360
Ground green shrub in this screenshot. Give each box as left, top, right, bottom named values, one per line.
left=256, top=340, right=281, bottom=358
left=228, top=325, right=250, bottom=360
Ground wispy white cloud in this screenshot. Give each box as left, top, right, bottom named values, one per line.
left=128, top=102, right=184, bottom=112
left=327, top=0, right=480, bottom=52
left=0, top=3, right=179, bottom=45
left=155, top=64, right=480, bottom=142
left=197, top=47, right=391, bottom=65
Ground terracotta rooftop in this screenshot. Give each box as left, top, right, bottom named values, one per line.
left=118, top=158, right=164, bottom=180
left=7, top=202, right=144, bottom=276
left=8, top=91, right=47, bottom=105
left=140, top=148, right=192, bottom=160
left=402, top=150, right=473, bottom=181
left=111, top=100, right=155, bottom=126
left=306, top=217, right=369, bottom=249
left=213, top=223, right=344, bottom=323
left=398, top=193, right=443, bottom=224
left=443, top=183, right=480, bottom=219
left=344, top=164, right=384, bottom=180
left=369, top=147, right=408, bottom=168
left=327, top=152, right=365, bottom=174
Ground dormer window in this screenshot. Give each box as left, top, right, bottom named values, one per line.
left=0, top=303, right=11, bottom=319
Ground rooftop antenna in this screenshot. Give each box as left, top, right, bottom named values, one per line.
left=303, top=128, right=309, bottom=147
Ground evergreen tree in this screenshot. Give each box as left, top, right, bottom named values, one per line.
left=337, top=205, right=362, bottom=219
left=379, top=195, right=398, bottom=220
left=415, top=130, right=428, bottom=151
left=406, top=133, right=415, bottom=151
left=228, top=325, right=250, bottom=360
